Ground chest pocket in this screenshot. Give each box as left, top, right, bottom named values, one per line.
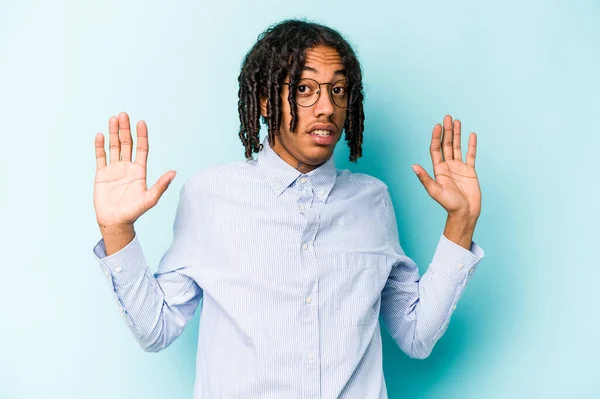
left=334, top=253, right=387, bottom=326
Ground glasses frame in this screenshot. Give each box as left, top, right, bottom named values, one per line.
left=282, top=78, right=354, bottom=109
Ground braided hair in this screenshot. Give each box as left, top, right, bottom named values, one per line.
left=237, top=19, right=365, bottom=162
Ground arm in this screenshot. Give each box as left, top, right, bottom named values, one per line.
left=379, top=190, right=484, bottom=359
left=381, top=115, right=484, bottom=358
left=92, top=112, right=202, bottom=352
left=93, top=182, right=203, bottom=352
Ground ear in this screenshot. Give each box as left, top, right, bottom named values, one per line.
left=260, top=97, right=268, bottom=118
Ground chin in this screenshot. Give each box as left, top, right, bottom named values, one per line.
left=301, top=150, right=333, bottom=165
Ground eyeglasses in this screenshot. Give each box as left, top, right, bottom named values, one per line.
left=282, top=78, right=354, bottom=108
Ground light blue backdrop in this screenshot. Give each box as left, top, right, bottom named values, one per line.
left=1, top=0, right=598, bottom=398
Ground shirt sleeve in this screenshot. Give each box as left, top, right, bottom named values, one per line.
left=92, top=181, right=203, bottom=352
left=379, top=188, right=484, bottom=359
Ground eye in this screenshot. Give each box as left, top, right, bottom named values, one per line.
left=294, top=79, right=318, bottom=96
left=332, top=86, right=346, bottom=95
left=296, top=84, right=315, bottom=96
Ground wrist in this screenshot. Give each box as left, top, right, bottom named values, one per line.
left=98, top=223, right=134, bottom=233
left=98, top=223, right=135, bottom=241
left=446, top=212, right=478, bottom=229
left=98, top=224, right=135, bottom=257
left=444, top=214, right=477, bottom=250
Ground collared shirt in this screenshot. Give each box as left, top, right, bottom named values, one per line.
left=93, top=136, right=484, bottom=398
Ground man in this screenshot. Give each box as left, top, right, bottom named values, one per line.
left=93, top=19, right=484, bottom=398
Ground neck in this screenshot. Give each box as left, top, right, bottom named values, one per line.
left=294, top=161, right=317, bottom=174
left=271, top=138, right=320, bottom=174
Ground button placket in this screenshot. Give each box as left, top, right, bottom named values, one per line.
left=296, top=195, right=321, bottom=397
left=296, top=177, right=314, bottom=212
left=296, top=173, right=320, bottom=389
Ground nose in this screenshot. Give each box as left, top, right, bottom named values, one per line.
left=313, top=88, right=335, bottom=118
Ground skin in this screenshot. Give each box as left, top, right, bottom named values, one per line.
left=260, top=45, right=347, bottom=174
left=93, top=113, right=175, bottom=255
left=412, top=115, right=481, bottom=249
left=94, top=49, right=481, bottom=255
left=260, top=46, right=481, bottom=248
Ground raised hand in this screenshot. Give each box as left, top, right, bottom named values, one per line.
left=94, top=112, right=176, bottom=230
left=412, top=115, right=481, bottom=221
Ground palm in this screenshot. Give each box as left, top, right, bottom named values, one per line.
left=94, top=162, right=149, bottom=226
left=413, top=115, right=481, bottom=220
left=432, top=160, right=480, bottom=216
left=93, top=112, right=176, bottom=228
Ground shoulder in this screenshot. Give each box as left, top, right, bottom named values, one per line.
left=183, top=159, right=259, bottom=192
left=336, top=169, right=389, bottom=192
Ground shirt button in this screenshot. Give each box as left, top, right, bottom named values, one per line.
left=305, top=296, right=312, bottom=305
left=114, top=266, right=122, bottom=273
left=299, top=204, right=304, bottom=210
left=452, top=305, right=457, bottom=310
left=308, top=353, right=314, bottom=362
left=457, top=263, right=463, bottom=269
left=300, top=177, right=307, bottom=184
left=302, top=243, right=308, bottom=250
left=469, top=268, right=475, bottom=275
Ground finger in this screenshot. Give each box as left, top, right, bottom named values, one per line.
left=134, top=120, right=149, bottom=168
left=118, top=112, right=132, bottom=162
left=145, top=171, right=177, bottom=209
left=442, top=115, right=454, bottom=161
left=119, top=112, right=133, bottom=162
left=412, top=164, right=442, bottom=199
left=429, top=123, right=443, bottom=167
left=466, top=132, right=477, bottom=167
left=108, top=116, right=120, bottom=163
left=95, top=133, right=107, bottom=169
left=453, top=119, right=463, bottom=162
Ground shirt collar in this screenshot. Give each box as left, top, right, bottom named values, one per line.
left=257, top=136, right=337, bottom=202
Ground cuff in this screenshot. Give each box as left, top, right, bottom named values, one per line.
left=92, top=233, right=148, bottom=286
left=429, top=234, right=485, bottom=283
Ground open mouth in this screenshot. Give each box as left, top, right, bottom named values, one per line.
left=308, top=128, right=336, bottom=144
left=309, top=129, right=333, bottom=137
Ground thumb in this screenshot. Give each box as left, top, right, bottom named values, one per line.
left=411, top=164, right=441, bottom=199
left=146, top=170, right=176, bottom=208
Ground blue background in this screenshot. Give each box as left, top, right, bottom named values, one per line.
left=1, top=0, right=598, bottom=397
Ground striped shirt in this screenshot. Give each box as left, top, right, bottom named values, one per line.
left=93, top=136, right=484, bottom=398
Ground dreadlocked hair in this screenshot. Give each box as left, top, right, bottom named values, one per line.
left=237, top=19, right=365, bottom=162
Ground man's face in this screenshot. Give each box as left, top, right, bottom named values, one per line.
left=262, top=45, right=348, bottom=173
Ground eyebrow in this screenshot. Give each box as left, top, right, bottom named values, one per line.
left=302, top=66, right=346, bottom=76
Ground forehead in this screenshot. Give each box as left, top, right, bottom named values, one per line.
left=301, top=45, right=344, bottom=76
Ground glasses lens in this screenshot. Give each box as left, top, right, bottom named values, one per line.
left=294, top=79, right=319, bottom=107
left=331, top=80, right=349, bottom=108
